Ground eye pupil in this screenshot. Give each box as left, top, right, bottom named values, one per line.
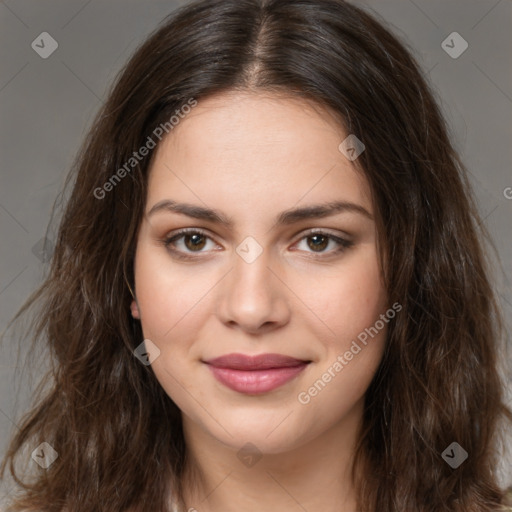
left=185, top=234, right=206, bottom=251
left=308, top=234, right=328, bottom=252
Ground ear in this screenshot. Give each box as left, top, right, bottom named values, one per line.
left=130, top=299, right=140, bottom=319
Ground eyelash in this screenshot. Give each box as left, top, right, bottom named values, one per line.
left=160, top=228, right=353, bottom=260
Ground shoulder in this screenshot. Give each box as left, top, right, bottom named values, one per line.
left=502, top=486, right=512, bottom=510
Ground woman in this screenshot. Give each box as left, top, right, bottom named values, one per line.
left=1, top=0, right=511, bottom=510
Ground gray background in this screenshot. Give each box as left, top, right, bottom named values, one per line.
left=1, top=0, right=511, bottom=504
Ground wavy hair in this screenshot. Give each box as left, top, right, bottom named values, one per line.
left=1, top=0, right=511, bottom=510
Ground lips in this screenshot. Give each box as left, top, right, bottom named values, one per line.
left=203, top=353, right=311, bottom=394
left=204, top=353, right=309, bottom=370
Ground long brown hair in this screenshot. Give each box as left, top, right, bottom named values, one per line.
left=1, top=0, right=511, bottom=510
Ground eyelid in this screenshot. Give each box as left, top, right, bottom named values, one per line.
left=163, top=227, right=221, bottom=249
left=294, top=227, right=352, bottom=241
left=161, top=227, right=353, bottom=258
left=289, top=228, right=354, bottom=257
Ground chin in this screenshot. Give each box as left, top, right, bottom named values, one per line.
left=203, top=413, right=313, bottom=455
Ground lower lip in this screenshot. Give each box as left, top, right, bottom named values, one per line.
left=206, top=364, right=309, bottom=394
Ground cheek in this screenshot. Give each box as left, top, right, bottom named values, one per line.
left=133, top=243, right=213, bottom=340
left=132, top=244, right=209, bottom=411
left=300, top=246, right=387, bottom=350
left=296, top=255, right=388, bottom=422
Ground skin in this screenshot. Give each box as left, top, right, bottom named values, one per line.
left=130, top=91, right=389, bottom=512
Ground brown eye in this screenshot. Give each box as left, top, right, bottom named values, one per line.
left=306, top=234, right=329, bottom=252
left=293, top=231, right=353, bottom=256
left=163, top=229, right=352, bottom=260
left=163, top=229, right=217, bottom=257
left=183, top=233, right=207, bottom=251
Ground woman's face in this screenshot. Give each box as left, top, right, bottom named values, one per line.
left=131, top=91, right=389, bottom=454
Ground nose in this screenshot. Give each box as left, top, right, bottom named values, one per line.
left=216, top=246, right=291, bottom=334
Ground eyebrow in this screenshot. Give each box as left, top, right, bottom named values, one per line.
left=147, top=199, right=373, bottom=228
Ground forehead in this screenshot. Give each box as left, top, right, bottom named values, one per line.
left=146, top=91, right=373, bottom=220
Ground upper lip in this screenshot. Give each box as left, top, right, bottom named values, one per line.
left=203, top=353, right=310, bottom=370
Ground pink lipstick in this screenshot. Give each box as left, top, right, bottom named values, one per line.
left=203, top=353, right=310, bottom=394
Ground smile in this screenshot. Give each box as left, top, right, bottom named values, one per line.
left=203, top=353, right=311, bottom=394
